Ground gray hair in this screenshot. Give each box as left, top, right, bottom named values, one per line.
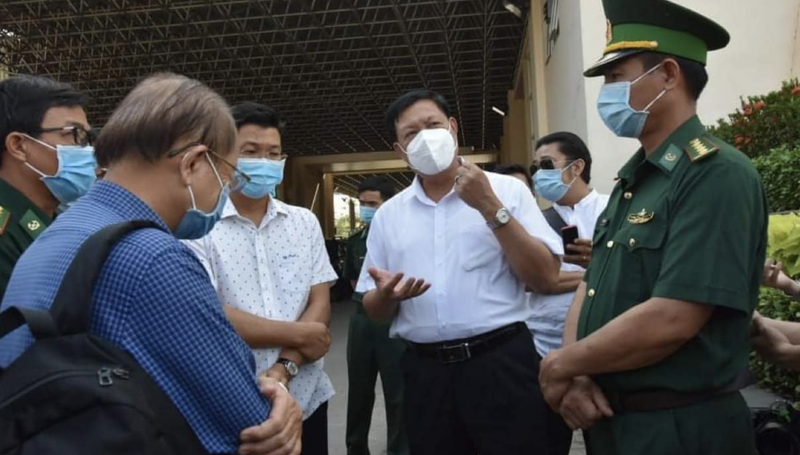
left=95, top=73, right=236, bottom=166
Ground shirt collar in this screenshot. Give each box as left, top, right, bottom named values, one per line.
left=617, top=115, right=705, bottom=184
left=222, top=196, right=289, bottom=223
left=83, top=181, right=170, bottom=231
left=0, top=176, right=52, bottom=225
left=554, top=189, right=599, bottom=213
left=405, top=175, right=455, bottom=206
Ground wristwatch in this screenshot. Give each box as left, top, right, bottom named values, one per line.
left=276, top=358, right=299, bottom=380
left=486, top=207, right=512, bottom=230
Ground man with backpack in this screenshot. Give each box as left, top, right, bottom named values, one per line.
left=0, top=73, right=301, bottom=454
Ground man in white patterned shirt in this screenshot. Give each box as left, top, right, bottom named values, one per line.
left=185, top=102, right=337, bottom=455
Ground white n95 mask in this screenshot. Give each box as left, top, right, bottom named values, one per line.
left=401, top=126, right=457, bottom=176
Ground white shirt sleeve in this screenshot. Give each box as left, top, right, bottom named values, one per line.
left=181, top=237, right=219, bottom=291
left=306, top=211, right=339, bottom=287
left=355, top=211, right=387, bottom=294
left=508, top=178, right=565, bottom=256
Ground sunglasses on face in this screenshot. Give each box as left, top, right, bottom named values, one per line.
left=530, top=158, right=574, bottom=174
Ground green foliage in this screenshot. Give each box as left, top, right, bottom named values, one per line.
left=752, top=287, right=800, bottom=402
left=767, top=213, right=800, bottom=275
left=709, top=79, right=800, bottom=158
left=335, top=214, right=362, bottom=238
left=753, top=147, right=800, bottom=212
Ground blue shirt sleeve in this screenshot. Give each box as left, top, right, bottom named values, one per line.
left=120, top=244, right=270, bottom=454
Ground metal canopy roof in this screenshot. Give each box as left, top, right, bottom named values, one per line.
left=0, top=0, right=527, bottom=157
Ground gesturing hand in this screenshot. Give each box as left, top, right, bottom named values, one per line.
left=454, top=158, right=503, bottom=217
left=368, top=267, right=432, bottom=303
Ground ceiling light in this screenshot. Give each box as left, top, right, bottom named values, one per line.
left=492, top=106, right=506, bottom=116
left=502, top=0, right=523, bottom=18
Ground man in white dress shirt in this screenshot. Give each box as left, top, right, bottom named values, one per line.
left=356, top=90, right=563, bottom=455
left=185, top=102, right=337, bottom=455
left=528, top=132, right=610, bottom=455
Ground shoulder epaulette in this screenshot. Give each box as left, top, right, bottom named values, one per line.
left=684, top=136, right=719, bottom=163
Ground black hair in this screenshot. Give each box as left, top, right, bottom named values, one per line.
left=638, top=52, right=709, bottom=101
left=535, top=132, right=593, bottom=184
left=230, top=101, right=286, bottom=138
left=494, top=164, right=532, bottom=189
left=385, top=90, right=452, bottom=143
left=358, top=176, right=396, bottom=202
left=0, top=74, right=89, bottom=166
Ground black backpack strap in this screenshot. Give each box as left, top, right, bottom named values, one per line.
left=50, top=220, right=163, bottom=335
left=0, top=306, right=57, bottom=340
left=542, top=207, right=568, bottom=236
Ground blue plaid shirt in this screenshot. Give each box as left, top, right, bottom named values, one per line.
left=0, top=181, right=270, bottom=453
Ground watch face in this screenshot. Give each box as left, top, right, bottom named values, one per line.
left=280, top=359, right=299, bottom=376
left=497, top=208, right=511, bottom=224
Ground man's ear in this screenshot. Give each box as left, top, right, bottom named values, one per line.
left=661, top=58, right=681, bottom=91
left=449, top=117, right=459, bottom=143
left=177, top=146, right=207, bottom=187
left=5, top=132, right=31, bottom=164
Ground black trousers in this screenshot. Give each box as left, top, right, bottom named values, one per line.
left=534, top=352, right=575, bottom=455
left=401, top=328, right=556, bottom=455
left=301, top=401, right=328, bottom=455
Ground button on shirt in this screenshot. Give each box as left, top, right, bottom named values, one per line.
left=185, top=198, right=337, bottom=419
left=356, top=172, right=563, bottom=343
left=0, top=181, right=270, bottom=454
left=528, top=190, right=609, bottom=357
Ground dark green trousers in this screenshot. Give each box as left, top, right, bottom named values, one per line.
left=346, top=302, right=409, bottom=455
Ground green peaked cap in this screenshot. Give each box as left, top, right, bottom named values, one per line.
left=584, top=0, right=730, bottom=77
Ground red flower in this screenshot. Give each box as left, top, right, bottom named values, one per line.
left=792, top=86, right=800, bottom=96
left=735, top=136, right=744, bottom=146
left=755, top=100, right=766, bottom=111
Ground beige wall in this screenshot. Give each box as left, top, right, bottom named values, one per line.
left=575, top=0, right=800, bottom=193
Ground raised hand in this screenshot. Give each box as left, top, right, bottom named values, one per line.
left=369, top=267, right=432, bottom=303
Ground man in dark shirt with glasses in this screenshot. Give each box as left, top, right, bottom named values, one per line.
left=0, top=74, right=96, bottom=297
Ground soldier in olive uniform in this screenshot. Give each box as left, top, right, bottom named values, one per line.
left=0, top=75, right=95, bottom=298
left=539, top=1, right=767, bottom=454
left=344, top=176, right=408, bottom=455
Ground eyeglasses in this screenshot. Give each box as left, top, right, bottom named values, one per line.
left=29, top=125, right=98, bottom=147
left=168, top=143, right=251, bottom=193
left=530, top=158, right=574, bottom=174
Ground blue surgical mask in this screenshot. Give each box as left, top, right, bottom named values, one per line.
left=174, top=154, right=230, bottom=240
left=597, top=64, right=667, bottom=138
left=533, top=161, right=577, bottom=203
left=24, top=136, right=97, bottom=204
left=359, top=206, right=377, bottom=224
left=237, top=158, right=285, bottom=199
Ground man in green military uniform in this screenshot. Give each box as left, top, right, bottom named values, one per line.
left=344, top=176, right=408, bottom=455
left=0, top=75, right=95, bottom=297
left=539, top=1, right=767, bottom=454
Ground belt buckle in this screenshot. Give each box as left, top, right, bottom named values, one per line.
left=438, top=342, right=472, bottom=364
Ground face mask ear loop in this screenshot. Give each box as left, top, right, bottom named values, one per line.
left=631, top=62, right=663, bottom=86
left=187, top=185, right=198, bottom=210
left=643, top=89, right=668, bottom=113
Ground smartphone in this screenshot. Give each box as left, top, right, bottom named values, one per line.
left=561, top=225, right=579, bottom=252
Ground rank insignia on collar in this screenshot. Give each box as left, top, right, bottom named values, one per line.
left=19, top=209, right=45, bottom=240
left=628, top=208, right=655, bottom=225
left=684, top=136, right=719, bottom=162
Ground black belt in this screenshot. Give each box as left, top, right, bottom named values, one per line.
left=408, top=322, right=526, bottom=364
left=605, top=369, right=755, bottom=413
